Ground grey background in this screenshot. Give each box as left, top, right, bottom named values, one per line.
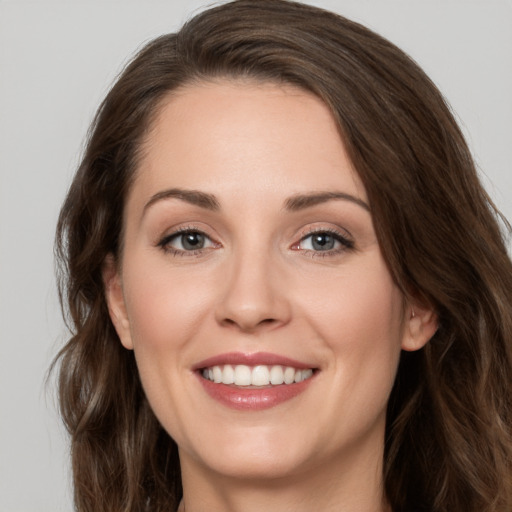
left=1, top=1, right=510, bottom=510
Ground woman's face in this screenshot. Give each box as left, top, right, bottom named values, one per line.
left=106, top=81, right=434, bottom=484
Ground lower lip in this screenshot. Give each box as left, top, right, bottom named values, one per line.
left=197, top=373, right=315, bottom=411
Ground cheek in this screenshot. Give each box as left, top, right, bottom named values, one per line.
left=296, top=254, right=404, bottom=420
left=120, top=257, right=219, bottom=433
left=301, top=254, right=403, bottom=347
left=123, top=258, right=215, bottom=352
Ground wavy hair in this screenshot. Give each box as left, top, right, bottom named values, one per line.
left=54, top=1, right=512, bottom=510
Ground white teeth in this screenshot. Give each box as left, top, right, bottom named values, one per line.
left=201, top=364, right=314, bottom=387
left=293, top=369, right=314, bottom=383
left=251, top=365, right=270, bottom=386
left=303, top=368, right=313, bottom=380
left=283, top=366, right=295, bottom=384
left=269, top=365, right=284, bottom=385
left=234, top=365, right=252, bottom=386
left=221, top=364, right=235, bottom=384
left=212, top=366, right=223, bottom=383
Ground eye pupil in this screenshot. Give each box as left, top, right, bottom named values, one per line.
left=312, top=233, right=335, bottom=251
left=182, top=232, right=204, bottom=250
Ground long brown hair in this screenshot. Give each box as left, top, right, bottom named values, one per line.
left=54, top=1, right=512, bottom=510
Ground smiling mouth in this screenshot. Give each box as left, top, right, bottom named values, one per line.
left=201, top=364, right=315, bottom=387
left=196, top=355, right=318, bottom=410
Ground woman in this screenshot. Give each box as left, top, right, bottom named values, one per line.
left=54, top=1, right=512, bottom=511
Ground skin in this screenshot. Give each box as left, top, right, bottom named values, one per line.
left=104, top=81, right=437, bottom=512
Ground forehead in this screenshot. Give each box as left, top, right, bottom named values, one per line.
left=130, top=80, right=366, bottom=208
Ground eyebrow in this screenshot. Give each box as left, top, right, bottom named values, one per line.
left=284, top=191, right=370, bottom=212
left=143, top=188, right=220, bottom=213
left=142, top=188, right=370, bottom=215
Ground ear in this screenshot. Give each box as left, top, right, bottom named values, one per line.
left=401, top=300, right=438, bottom=352
left=102, top=254, right=134, bottom=350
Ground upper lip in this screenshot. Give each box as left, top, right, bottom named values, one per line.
left=193, top=352, right=316, bottom=370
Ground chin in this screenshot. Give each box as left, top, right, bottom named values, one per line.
left=200, top=450, right=313, bottom=482
left=178, top=422, right=320, bottom=482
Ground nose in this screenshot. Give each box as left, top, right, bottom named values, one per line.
left=215, top=247, right=291, bottom=333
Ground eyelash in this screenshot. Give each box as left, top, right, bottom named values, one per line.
left=294, top=228, right=354, bottom=258
left=157, top=226, right=217, bottom=257
left=156, top=227, right=355, bottom=257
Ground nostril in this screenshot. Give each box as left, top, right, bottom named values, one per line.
left=220, top=316, right=279, bottom=332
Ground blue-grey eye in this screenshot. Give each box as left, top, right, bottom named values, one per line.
left=180, top=232, right=206, bottom=250
left=311, top=233, right=335, bottom=251
left=161, top=230, right=215, bottom=252
left=298, top=231, right=352, bottom=252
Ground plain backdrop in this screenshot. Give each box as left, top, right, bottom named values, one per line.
left=0, top=1, right=510, bottom=510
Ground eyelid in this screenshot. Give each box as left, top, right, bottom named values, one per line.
left=291, top=226, right=355, bottom=253
left=156, top=225, right=221, bottom=255
left=155, top=223, right=354, bottom=257
left=155, top=222, right=217, bottom=244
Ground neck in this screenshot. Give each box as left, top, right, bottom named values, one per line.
left=179, top=441, right=390, bottom=512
